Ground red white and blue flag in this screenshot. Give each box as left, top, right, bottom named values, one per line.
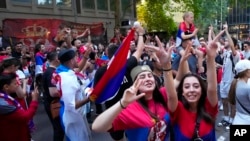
left=176, top=22, right=195, bottom=47
left=89, top=29, right=135, bottom=104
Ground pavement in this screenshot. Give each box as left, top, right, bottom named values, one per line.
left=31, top=100, right=230, bottom=141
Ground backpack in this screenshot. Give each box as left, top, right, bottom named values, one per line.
left=229, top=53, right=236, bottom=74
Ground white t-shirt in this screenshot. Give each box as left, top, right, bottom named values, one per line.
left=16, top=70, right=25, bottom=79
left=233, top=80, right=250, bottom=125
left=221, top=50, right=240, bottom=83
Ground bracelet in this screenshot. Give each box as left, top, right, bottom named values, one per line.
left=83, top=56, right=89, bottom=59
left=162, top=68, right=172, bottom=71
left=119, top=100, right=126, bottom=109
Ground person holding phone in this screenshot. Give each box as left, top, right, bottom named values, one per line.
left=0, top=73, right=39, bottom=141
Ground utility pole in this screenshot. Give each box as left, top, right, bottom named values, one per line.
left=115, top=0, right=121, bottom=28
left=220, top=0, right=222, bottom=30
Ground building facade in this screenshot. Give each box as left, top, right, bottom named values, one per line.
left=0, top=0, right=136, bottom=41
left=227, top=0, right=250, bottom=41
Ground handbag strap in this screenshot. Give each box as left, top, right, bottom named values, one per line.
left=236, top=96, right=250, bottom=115
left=192, top=115, right=201, bottom=140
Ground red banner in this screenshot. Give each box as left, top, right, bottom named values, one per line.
left=2, top=19, right=104, bottom=50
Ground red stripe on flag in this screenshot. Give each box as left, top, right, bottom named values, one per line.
left=89, top=28, right=135, bottom=102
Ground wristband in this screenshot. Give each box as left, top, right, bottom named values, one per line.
left=119, top=100, right=126, bottom=109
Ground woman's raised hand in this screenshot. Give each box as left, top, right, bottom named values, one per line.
left=121, top=77, right=145, bottom=107
left=144, top=36, right=174, bottom=66
left=180, top=44, right=192, bottom=62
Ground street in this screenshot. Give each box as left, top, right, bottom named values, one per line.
left=31, top=100, right=229, bottom=141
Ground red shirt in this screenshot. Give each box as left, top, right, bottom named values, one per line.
left=0, top=101, right=38, bottom=141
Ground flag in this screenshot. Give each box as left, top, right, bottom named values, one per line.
left=176, top=22, right=195, bottom=47
left=96, top=58, right=109, bottom=67
left=35, top=51, right=45, bottom=75
left=89, top=29, right=135, bottom=103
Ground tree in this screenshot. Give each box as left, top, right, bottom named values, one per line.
left=169, top=0, right=229, bottom=35
left=136, top=0, right=177, bottom=38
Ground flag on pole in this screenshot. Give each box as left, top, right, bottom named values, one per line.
left=89, top=29, right=135, bottom=103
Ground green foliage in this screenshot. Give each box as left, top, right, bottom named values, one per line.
left=136, top=0, right=177, bottom=37
left=136, top=0, right=234, bottom=37
left=172, top=0, right=229, bottom=35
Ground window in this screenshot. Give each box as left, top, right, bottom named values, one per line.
left=110, top=0, right=115, bottom=11
left=76, top=0, right=81, bottom=14
left=97, top=0, right=108, bottom=10
left=11, top=0, right=31, bottom=2
left=56, top=0, right=72, bottom=8
left=0, top=0, right=6, bottom=8
left=37, top=0, right=52, bottom=6
left=121, top=0, right=131, bottom=14
left=82, top=0, right=95, bottom=9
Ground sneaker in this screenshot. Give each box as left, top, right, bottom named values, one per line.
left=217, top=119, right=230, bottom=127
left=225, top=123, right=232, bottom=130
left=219, top=104, right=223, bottom=111
left=40, top=92, right=43, bottom=97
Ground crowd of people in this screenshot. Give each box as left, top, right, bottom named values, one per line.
left=0, top=11, right=250, bottom=141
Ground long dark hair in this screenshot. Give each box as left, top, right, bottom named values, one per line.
left=177, top=73, right=214, bottom=124
left=137, top=74, right=167, bottom=110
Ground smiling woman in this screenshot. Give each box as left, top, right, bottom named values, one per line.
left=92, top=65, right=171, bottom=141
left=163, top=28, right=220, bottom=140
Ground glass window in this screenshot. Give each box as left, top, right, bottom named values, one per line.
left=11, top=0, right=31, bottom=2
left=37, top=0, right=52, bottom=6
left=110, top=0, right=115, bottom=11
left=97, top=0, right=108, bottom=10
left=82, top=0, right=95, bottom=9
left=121, top=0, right=131, bottom=14
left=76, top=0, right=81, bottom=14
left=0, top=0, right=6, bottom=8
left=56, top=0, right=72, bottom=8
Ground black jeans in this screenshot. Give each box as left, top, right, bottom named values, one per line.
left=43, top=101, right=65, bottom=141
